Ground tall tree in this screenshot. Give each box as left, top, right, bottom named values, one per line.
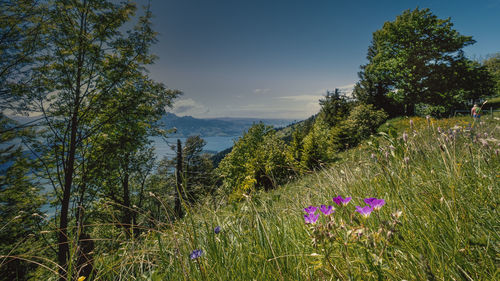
left=7, top=1, right=178, bottom=279
left=355, top=8, right=492, bottom=116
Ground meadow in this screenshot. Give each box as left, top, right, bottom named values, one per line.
left=84, top=116, right=499, bottom=280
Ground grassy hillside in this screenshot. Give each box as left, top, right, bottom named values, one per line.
left=80, top=116, right=500, bottom=280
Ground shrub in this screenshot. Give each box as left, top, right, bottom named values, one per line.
left=217, top=123, right=293, bottom=199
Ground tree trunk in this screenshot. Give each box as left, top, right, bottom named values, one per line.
left=174, top=139, right=183, bottom=219
left=58, top=110, right=78, bottom=281
left=122, top=169, right=132, bottom=237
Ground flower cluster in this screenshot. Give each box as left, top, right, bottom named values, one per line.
left=304, top=196, right=385, bottom=224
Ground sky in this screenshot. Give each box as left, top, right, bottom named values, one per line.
left=139, top=0, right=500, bottom=119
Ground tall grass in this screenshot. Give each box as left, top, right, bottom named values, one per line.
left=4, top=116, right=499, bottom=280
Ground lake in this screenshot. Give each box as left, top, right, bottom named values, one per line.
left=151, top=136, right=238, bottom=158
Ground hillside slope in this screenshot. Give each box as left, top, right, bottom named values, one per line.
left=85, top=116, right=500, bottom=280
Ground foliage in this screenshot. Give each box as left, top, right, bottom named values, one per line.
left=0, top=115, right=46, bottom=280
left=217, top=123, right=293, bottom=199
left=182, top=136, right=216, bottom=204
left=2, top=0, right=179, bottom=278
left=299, top=117, right=336, bottom=170
left=318, top=89, right=351, bottom=127
left=0, top=0, right=48, bottom=110
left=112, top=116, right=497, bottom=281
left=483, top=53, right=500, bottom=96
left=333, top=103, right=388, bottom=149
left=355, top=8, right=493, bottom=116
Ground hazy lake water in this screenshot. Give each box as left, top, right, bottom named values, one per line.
left=151, top=136, right=238, bottom=158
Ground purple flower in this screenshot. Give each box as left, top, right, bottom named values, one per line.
left=304, top=206, right=317, bottom=214
left=214, top=226, right=221, bottom=234
left=189, top=249, right=203, bottom=259
left=304, top=213, right=320, bottom=224
left=364, top=198, right=386, bottom=210
left=320, top=205, right=334, bottom=216
left=402, top=132, right=408, bottom=142
left=332, top=196, right=351, bottom=206
left=355, top=206, right=374, bottom=218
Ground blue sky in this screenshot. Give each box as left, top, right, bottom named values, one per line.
left=141, top=0, right=500, bottom=119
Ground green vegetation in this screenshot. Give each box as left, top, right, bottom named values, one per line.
left=1, top=2, right=499, bottom=280
left=353, top=8, right=494, bottom=117
left=67, top=116, right=498, bottom=280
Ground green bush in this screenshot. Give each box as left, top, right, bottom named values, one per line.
left=217, top=123, right=293, bottom=199
left=333, top=103, right=388, bottom=150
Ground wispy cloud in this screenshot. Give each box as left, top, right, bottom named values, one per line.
left=276, top=95, right=322, bottom=102
left=253, top=88, right=270, bottom=94
left=169, top=98, right=209, bottom=117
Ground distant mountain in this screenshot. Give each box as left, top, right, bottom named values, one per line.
left=160, top=113, right=294, bottom=137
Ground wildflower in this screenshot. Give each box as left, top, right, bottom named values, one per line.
left=437, top=127, right=442, bottom=134
left=320, top=205, right=334, bottom=215
left=391, top=210, right=403, bottom=219
left=426, top=115, right=431, bottom=125
left=304, top=213, right=319, bottom=224
left=189, top=249, right=203, bottom=259
left=370, top=153, right=376, bottom=161
left=332, top=196, right=351, bottom=206
left=402, top=132, right=408, bottom=142
left=355, top=206, right=374, bottom=218
left=364, top=198, right=385, bottom=210
left=304, top=206, right=317, bottom=214
left=409, top=119, right=414, bottom=131
left=214, top=226, right=221, bottom=234
left=403, top=157, right=410, bottom=165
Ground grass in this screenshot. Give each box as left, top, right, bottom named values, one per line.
left=7, top=116, right=499, bottom=280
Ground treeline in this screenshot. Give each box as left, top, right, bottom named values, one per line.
left=216, top=90, right=388, bottom=200
left=1, top=3, right=499, bottom=281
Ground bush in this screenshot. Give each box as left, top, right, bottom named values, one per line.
left=333, top=103, right=388, bottom=149
left=217, top=123, right=293, bottom=199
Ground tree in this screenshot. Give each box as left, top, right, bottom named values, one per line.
left=217, top=123, right=292, bottom=199
left=355, top=8, right=493, bottom=116
left=483, top=53, right=500, bottom=96
left=182, top=136, right=215, bottom=203
left=318, top=89, right=351, bottom=127
left=6, top=1, right=178, bottom=279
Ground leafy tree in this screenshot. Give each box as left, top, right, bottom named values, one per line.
left=299, top=117, right=335, bottom=170
left=483, top=53, right=500, bottom=96
left=217, top=123, right=292, bottom=199
left=4, top=1, right=178, bottom=278
left=182, top=136, right=215, bottom=203
left=355, top=8, right=493, bottom=116
left=331, top=103, right=388, bottom=150
left=318, top=89, right=351, bottom=126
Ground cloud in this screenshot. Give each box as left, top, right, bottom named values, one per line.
left=169, top=98, right=209, bottom=117
left=253, top=88, right=270, bottom=94
left=277, top=95, right=323, bottom=102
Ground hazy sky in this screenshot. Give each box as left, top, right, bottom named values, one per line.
left=140, top=0, right=500, bottom=119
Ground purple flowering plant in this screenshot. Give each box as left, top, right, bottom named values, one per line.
left=304, top=213, right=319, bottom=224
left=355, top=205, right=374, bottom=218
left=304, top=205, right=318, bottom=214
left=189, top=249, right=203, bottom=259
left=332, top=196, right=351, bottom=206
left=364, top=198, right=386, bottom=210
left=320, top=205, right=334, bottom=215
